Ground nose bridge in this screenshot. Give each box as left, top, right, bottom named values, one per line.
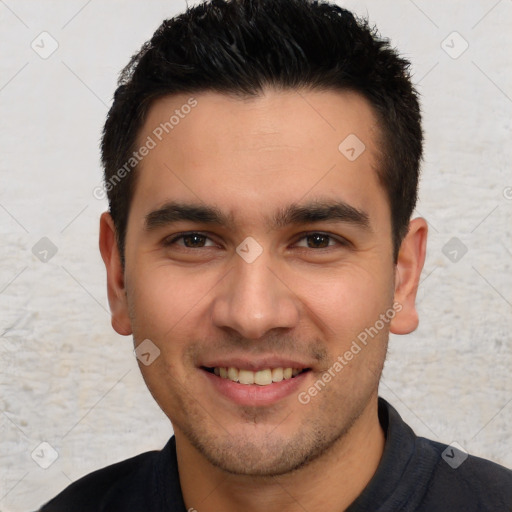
left=211, top=250, right=299, bottom=339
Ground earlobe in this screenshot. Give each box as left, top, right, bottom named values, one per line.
left=99, top=212, right=133, bottom=336
left=390, top=217, right=428, bottom=335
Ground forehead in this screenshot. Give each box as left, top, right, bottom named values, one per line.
left=130, top=88, right=388, bottom=230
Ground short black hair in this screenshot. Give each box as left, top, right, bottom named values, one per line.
left=101, top=0, right=422, bottom=264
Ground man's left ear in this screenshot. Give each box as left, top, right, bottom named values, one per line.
left=390, top=217, right=428, bottom=335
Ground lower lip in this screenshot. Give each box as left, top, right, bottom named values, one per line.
left=201, top=369, right=310, bottom=406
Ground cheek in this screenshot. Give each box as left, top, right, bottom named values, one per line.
left=126, top=262, right=214, bottom=341
left=296, top=265, right=390, bottom=328
left=126, top=267, right=204, bottom=396
left=301, top=267, right=392, bottom=392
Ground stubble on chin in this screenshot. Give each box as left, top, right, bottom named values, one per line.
left=172, top=382, right=375, bottom=478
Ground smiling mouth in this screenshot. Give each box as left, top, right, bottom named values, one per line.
left=202, top=366, right=311, bottom=386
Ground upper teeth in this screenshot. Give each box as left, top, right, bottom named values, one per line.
left=213, top=367, right=301, bottom=385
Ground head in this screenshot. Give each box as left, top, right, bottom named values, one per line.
left=100, top=0, right=427, bottom=477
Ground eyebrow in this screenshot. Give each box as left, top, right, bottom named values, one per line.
left=144, top=200, right=371, bottom=232
left=145, top=203, right=232, bottom=230
left=271, top=200, right=371, bottom=231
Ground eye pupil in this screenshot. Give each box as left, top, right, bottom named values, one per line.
left=307, top=234, right=329, bottom=248
left=184, top=234, right=206, bottom=247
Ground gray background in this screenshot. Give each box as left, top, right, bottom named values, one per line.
left=1, top=1, right=511, bottom=510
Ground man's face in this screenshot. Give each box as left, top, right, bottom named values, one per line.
left=115, top=89, right=399, bottom=475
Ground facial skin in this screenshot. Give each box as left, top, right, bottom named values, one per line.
left=100, top=89, right=427, bottom=511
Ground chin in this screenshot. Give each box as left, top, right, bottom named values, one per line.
left=199, top=438, right=314, bottom=477
left=181, top=414, right=352, bottom=478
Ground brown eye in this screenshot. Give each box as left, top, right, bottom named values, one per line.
left=163, top=232, right=216, bottom=248
left=295, top=232, right=341, bottom=249
left=305, top=233, right=331, bottom=248
left=182, top=233, right=207, bottom=247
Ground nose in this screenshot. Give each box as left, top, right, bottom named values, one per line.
left=211, top=252, right=300, bottom=340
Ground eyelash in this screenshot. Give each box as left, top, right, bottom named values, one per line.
left=162, top=231, right=349, bottom=250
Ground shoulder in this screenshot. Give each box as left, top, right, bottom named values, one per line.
left=38, top=439, right=175, bottom=512
left=372, top=399, right=512, bottom=511
left=417, top=437, right=512, bottom=511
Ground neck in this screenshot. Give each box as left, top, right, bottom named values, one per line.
left=176, top=395, right=384, bottom=512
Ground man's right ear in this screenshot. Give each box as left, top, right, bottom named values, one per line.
left=99, top=212, right=132, bottom=336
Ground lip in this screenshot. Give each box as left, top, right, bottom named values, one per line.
left=200, top=357, right=311, bottom=372
left=200, top=367, right=311, bottom=406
